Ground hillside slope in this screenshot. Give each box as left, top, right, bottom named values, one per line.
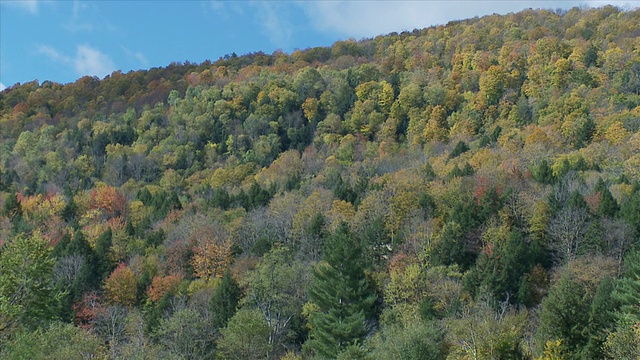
left=1, top=6, right=640, bottom=359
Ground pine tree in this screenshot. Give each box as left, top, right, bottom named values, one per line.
left=612, top=250, right=640, bottom=323
left=595, top=179, right=619, bottom=217
left=531, top=159, right=555, bottom=185
left=467, top=230, right=543, bottom=305
left=306, top=223, right=376, bottom=359
left=582, top=276, right=616, bottom=359
left=94, top=228, right=114, bottom=282
left=2, top=190, right=22, bottom=221
left=619, top=190, right=640, bottom=234
left=536, top=274, right=590, bottom=358
left=210, top=269, right=241, bottom=329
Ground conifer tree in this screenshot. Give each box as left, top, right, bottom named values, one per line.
left=2, top=190, right=22, bottom=220
left=94, top=228, right=115, bottom=283
left=210, top=268, right=241, bottom=329
left=619, top=190, right=640, bottom=234
left=306, top=223, right=376, bottom=359
left=612, top=250, right=640, bottom=323
left=595, top=179, right=619, bottom=217
left=536, top=274, right=590, bottom=358
left=582, top=276, right=616, bottom=359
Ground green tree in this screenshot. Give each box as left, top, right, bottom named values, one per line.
left=431, top=221, right=469, bottom=269
left=449, top=140, right=470, bottom=158
left=371, top=320, right=445, bottom=360
left=306, top=223, right=377, bottom=359
left=536, top=274, right=590, bottom=359
left=210, top=269, right=241, bottom=329
left=1, top=322, right=107, bottom=360
left=94, top=228, right=115, bottom=282
left=155, top=308, right=216, bottom=359
left=446, top=303, right=528, bottom=360
left=2, top=190, right=22, bottom=221
left=595, top=179, right=619, bottom=217
left=531, top=159, right=555, bottom=185
left=619, top=190, right=640, bottom=235
left=582, top=276, right=616, bottom=359
left=0, top=232, right=63, bottom=338
left=466, top=230, right=544, bottom=305
left=243, top=246, right=307, bottom=355
left=218, top=308, right=272, bottom=360
left=612, top=250, right=640, bottom=323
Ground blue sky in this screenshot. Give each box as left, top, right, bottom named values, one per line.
left=0, top=1, right=633, bottom=90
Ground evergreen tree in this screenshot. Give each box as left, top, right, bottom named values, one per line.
left=61, top=196, right=78, bottom=227
left=211, top=269, right=241, bottom=329
left=306, top=223, right=376, bottom=359
left=531, top=159, right=555, bottom=185
left=536, top=273, right=592, bottom=359
left=582, top=276, right=616, bottom=359
left=567, top=190, right=588, bottom=210
left=67, top=230, right=93, bottom=258
left=2, top=190, right=22, bottom=221
left=576, top=116, right=595, bottom=149
left=50, top=232, right=72, bottom=259
left=466, top=230, right=543, bottom=305
left=53, top=230, right=95, bottom=321
left=612, top=250, right=640, bottom=323
left=595, top=179, right=619, bottom=217
left=94, top=228, right=115, bottom=283
left=431, top=221, right=471, bottom=269
left=449, top=140, right=470, bottom=158
left=619, top=190, right=640, bottom=234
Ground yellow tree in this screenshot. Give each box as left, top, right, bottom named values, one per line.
left=191, top=234, right=233, bottom=282
left=378, top=81, right=395, bottom=115
left=423, top=105, right=449, bottom=142
left=302, top=97, right=319, bottom=122
left=103, top=262, right=138, bottom=307
left=479, top=65, right=506, bottom=107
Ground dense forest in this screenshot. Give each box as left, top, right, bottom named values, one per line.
left=2, top=6, right=640, bottom=359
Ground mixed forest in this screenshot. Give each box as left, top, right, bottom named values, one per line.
left=3, top=6, right=640, bottom=359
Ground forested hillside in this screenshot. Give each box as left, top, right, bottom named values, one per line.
left=2, top=6, right=640, bottom=359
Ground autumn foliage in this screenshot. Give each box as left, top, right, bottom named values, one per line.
left=90, top=186, right=127, bottom=219
left=147, top=273, right=183, bottom=302
left=191, top=236, right=233, bottom=281
left=103, top=262, right=138, bottom=306
left=3, top=6, right=640, bottom=359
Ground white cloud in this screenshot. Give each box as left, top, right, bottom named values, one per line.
left=1, top=0, right=39, bottom=14
left=208, top=0, right=244, bottom=18
left=61, top=1, right=119, bottom=34
left=37, top=44, right=116, bottom=78
left=71, top=0, right=82, bottom=18
left=37, top=44, right=72, bottom=63
left=63, top=0, right=91, bottom=32
left=254, top=2, right=293, bottom=47
left=210, top=0, right=225, bottom=12
left=208, top=1, right=292, bottom=46
left=299, top=1, right=637, bottom=39
left=121, top=45, right=149, bottom=67
left=74, top=45, right=116, bottom=78
left=63, top=0, right=93, bottom=32
left=0, top=82, right=6, bottom=91
left=134, top=52, right=149, bottom=66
